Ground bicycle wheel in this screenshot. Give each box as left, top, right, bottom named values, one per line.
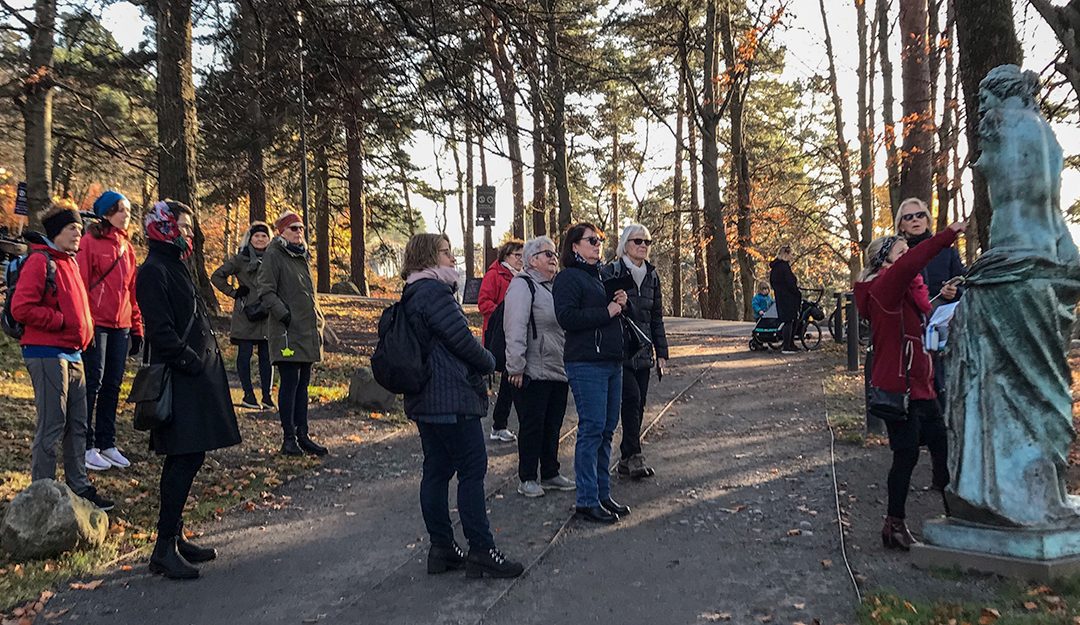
left=828, top=308, right=842, bottom=342
left=801, top=321, right=822, bottom=351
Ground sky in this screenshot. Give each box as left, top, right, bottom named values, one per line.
left=94, top=0, right=1080, bottom=246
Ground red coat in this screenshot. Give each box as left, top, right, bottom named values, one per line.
left=76, top=228, right=143, bottom=335
left=478, top=260, right=515, bottom=339
left=854, top=228, right=957, bottom=400
left=11, top=241, right=94, bottom=351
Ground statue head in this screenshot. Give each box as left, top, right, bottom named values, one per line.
left=978, top=65, right=1041, bottom=119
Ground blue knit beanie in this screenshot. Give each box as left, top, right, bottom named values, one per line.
left=93, top=190, right=127, bottom=217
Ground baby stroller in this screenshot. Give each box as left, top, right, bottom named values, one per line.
left=748, top=288, right=825, bottom=351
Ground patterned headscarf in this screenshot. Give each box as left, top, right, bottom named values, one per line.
left=871, top=235, right=902, bottom=270
left=145, top=200, right=193, bottom=260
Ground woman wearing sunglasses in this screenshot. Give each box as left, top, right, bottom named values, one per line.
left=256, top=211, right=328, bottom=457
left=552, top=223, right=631, bottom=524
left=895, top=197, right=966, bottom=410
left=603, top=224, right=669, bottom=480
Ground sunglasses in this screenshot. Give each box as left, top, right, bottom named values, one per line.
left=288, top=224, right=305, bottom=232
left=579, top=236, right=603, bottom=246
left=532, top=250, right=557, bottom=259
left=901, top=211, right=928, bottom=222
left=630, top=238, right=652, bottom=246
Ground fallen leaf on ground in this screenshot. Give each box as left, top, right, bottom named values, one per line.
left=699, top=613, right=731, bottom=622
left=978, top=608, right=1001, bottom=625
left=120, top=565, right=133, bottom=572
left=793, top=602, right=805, bottom=609
left=821, top=559, right=833, bottom=569
left=786, top=528, right=801, bottom=536
left=68, top=580, right=103, bottom=591
left=1022, top=601, right=1038, bottom=611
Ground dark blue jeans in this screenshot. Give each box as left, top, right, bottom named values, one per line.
left=416, top=417, right=494, bottom=550
left=566, top=361, right=623, bottom=508
left=277, top=362, right=311, bottom=437
left=236, top=340, right=273, bottom=400
left=84, top=327, right=129, bottom=450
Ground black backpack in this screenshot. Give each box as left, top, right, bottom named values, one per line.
left=2, top=250, right=56, bottom=340
left=371, top=289, right=429, bottom=395
left=483, top=276, right=537, bottom=373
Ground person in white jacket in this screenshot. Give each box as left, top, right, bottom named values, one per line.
left=503, top=236, right=575, bottom=498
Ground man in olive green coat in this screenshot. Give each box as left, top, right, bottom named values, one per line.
left=256, top=211, right=327, bottom=456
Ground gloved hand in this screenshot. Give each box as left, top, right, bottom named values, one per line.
left=235, top=285, right=250, bottom=299
left=129, top=334, right=143, bottom=357
left=280, top=312, right=291, bottom=328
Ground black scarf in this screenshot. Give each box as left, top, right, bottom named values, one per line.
left=905, top=230, right=932, bottom=247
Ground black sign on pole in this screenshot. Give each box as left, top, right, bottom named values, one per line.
left=14, top=182, right=28, bottom=217
left=476, top=185, right=496, bottom=226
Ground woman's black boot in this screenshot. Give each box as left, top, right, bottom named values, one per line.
left=427, top=542, right=466, bottom=574
left=177, top=533, right=217, bottom=563
left=297, top=428, right=329, bottom=457
left=281, top=436, right=303, bottom=456
left=465, top=546, right=524, bottom=579
left=149, top=536, right=199, bottom=580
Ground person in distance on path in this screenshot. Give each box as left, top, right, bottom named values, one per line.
left=400, top=233, right=524, bottom=579
left=854, top=220, right=966, bottom=551
left=478, top=239, right=525, bottom=443
left=136, top=200, right=241, bottom=579
left=603, top=224, right=669, bottom=480
left=503, top=236, right=574, bottom=498
left=769, top=245, right=802, bottom=353
left=552, top=222, right=631, bottom=524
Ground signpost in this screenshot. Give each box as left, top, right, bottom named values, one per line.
left=476, top=185, right=495, bottom=267
left=14, top=182, right=28, bottom=217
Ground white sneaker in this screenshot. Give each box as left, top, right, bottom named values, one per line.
left=84, top=448, right=111, bottom=471
left=100, top=447, right=131, bottom=468
left=490, top=429, right=517, bottom=443
left=517, top=480, right=545, bottom=498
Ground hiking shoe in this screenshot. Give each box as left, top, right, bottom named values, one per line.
left=84, top=448, right=111, bottom=471
left=100, top=447, right=131, bottom=469
left=616, top=459, right=631, bottom=476
left=540, top=475, right=575, bottom=491
left=627, top=455, right=652, bottom=480
left=517, top=480, right=545, bottom=498
left=77, top=486, right=115, bottom=512
left=427, top=542, right=466, bottom=574
left=239, top=394, right=261, bottom=410
left=465, top=546, right=524, bottom=579
left=490, top=429, right=517, bottom=442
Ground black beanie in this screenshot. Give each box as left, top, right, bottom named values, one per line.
left=249, top=223, right=270, bottom=237
left=43, top=209, right=82, bottom=241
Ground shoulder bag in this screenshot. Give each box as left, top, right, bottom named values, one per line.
left=867, top=306, right=910, bottom=423
left=128, top=315, right=195, bottom=431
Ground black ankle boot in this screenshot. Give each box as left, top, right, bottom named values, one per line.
left=177, top=534, right=217, bottom=563
left=281, top=436, right=303, bottom=456
left=601, top=497, right=631, bottom=516
left=427, top=542, right=466, bottom=574
left=149, top=537, right=199, bottom=580
left=465, top=546, right=524, bottom=579
left=297, top=429, right=328, bottom=457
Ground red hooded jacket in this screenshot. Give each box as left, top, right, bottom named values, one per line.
left=477, top=260, right=515, bottom=339
left=11, top=239, right=94, bottom=351
left=76, top=227, right=143, bottom=335
left=853, top=228, right=957, bottom=400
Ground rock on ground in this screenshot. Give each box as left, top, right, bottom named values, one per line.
left=348, top=366, right=400, bottom=412
left=0, top=479, right=107, bottom=561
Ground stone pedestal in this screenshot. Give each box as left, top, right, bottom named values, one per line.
left=911, top=518, right=1080, bottom=582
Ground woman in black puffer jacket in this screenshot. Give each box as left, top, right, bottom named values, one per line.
left=602, top=224, right=669, bottom=479
left=399, top=233, right=523, bottom=580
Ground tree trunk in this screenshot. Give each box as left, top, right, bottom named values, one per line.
left=346, top=112, right=369, bottom=295
left=955, top=0, right=1022, bottom=251
left=609, top=108, right=620, bottom=257
left=720, top=3, right=755, bottom=321
left=688, top=86, right=708, bottom=317
left=1029, top=0, right=1080, bottom=109
left=155, top=0, right=217, bottom=313
left=23, top=0, right=57, bottom=229
left=857, top=0, right=875, bottom=252
left=899, top=0, right=935, bottom=204
left=464, top=117, right=476, bottom=278
left=878, top=0, right=902, bottom=216
left=932, top=0, right=956, bottom=233
left=546, top=0, right=571, bottom=237
left=528, top=40, right=547, bottom=238
left=239, top=0, right=266, bottom=223
left=672, top=76, right=684, bottom=319
left=482, top=9, right=525, bottom=240
left=314, top=134, right=330, bottom=293
left=818, top=0, right=862, bottom=279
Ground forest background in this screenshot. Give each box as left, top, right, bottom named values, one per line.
left=1, top=0, right=1079, bottom=320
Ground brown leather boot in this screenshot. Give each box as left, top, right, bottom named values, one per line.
left=881, top=516, right=917, bottom=551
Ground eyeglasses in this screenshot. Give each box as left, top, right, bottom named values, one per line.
left=509, top=252, right=523, bottom=258
left=630, top=238, right=652, bottom=246
left=579, top=236, right=603, bottom=246
left=532, top=250, right=557, bottom=259
left=288, top=224, right=305, bottom=232
left=901, top=211, right=928, bottom=222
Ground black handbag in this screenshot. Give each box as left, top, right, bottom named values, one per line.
left=622, top=316, right=652, bottom=359
left=241, top=297, right=269, bottom=322
left=128, top=316, right=195, bottom=431
left=867, top=308, right=911, bottom=423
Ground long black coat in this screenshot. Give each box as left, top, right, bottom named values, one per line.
left=601, top=259, right=670, bottom=370
left=769, top=258, right=801, bottom=322
left=136, top=241, right=241, bottom=456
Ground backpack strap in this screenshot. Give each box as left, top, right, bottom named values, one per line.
left=87, top=247, right=124, bottom=293
left=31, top=250, right=57, bottom=295
left=521, top=275, right=538, bottom=341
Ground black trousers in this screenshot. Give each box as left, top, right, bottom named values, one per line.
left=781, top=317, right=798, bottom=350
left=491, top=373, right=515, bottom=431
left=157, top=451, right=206, bottom=539
left=236, top=339, right=273, bottom=401
left=885, top=399, right=949, bottom=518
left=277, top=362, right=312, bottom=437
left=619, top=367, right=651, bottom=460
left=512, top=380, right=568, bottom=481
left=416, top=418, right=494, bottom=550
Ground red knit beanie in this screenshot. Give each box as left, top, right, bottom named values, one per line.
left=275, top=211, right=302, bottom=233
